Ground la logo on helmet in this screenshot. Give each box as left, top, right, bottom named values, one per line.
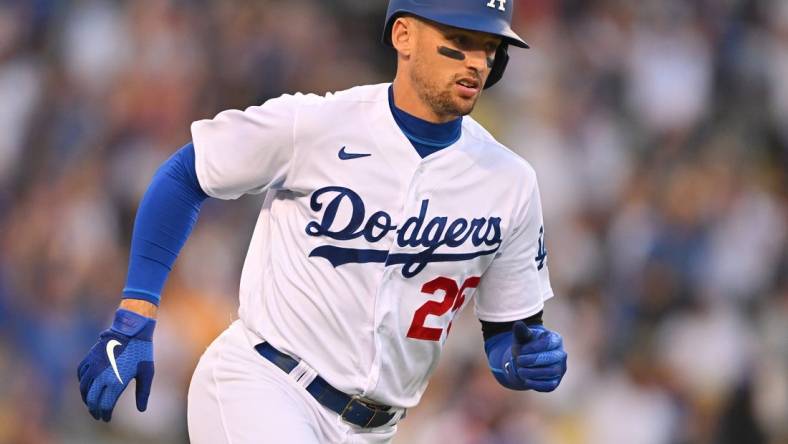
left=486, top=0, right=506, bottom=11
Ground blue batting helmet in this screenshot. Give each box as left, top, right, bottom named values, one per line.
left=382, top=0, right=529, bottom=89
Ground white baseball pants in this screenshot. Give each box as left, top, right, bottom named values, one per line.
left=187, top=320, right=400, bottom=444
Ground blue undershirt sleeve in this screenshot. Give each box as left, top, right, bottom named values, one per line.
left=121, top=143, right=209, bottom=305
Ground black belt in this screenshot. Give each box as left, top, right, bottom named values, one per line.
left=254, top=342, right=400, bottom=429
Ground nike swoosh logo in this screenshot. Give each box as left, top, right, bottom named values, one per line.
left=338, top=146, right=371, bottom=160
left=106, top=340, right=123, bottom=384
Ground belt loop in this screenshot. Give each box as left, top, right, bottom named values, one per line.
left=290, top=360, right=319, bottom=389
left=256, top=342, right=400, bottom=429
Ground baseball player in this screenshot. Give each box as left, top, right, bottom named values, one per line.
left=77, top=0, right=567, bottom=442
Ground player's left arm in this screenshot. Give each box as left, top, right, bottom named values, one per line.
left=474, top=171, right=567, bottom=392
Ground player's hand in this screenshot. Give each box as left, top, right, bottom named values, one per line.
left=502, top=321, right=567, bottom=392
left=77, top=309, right=156, bottom=421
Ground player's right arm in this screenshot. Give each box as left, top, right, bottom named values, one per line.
left=77, top=93, right=305, bottom=421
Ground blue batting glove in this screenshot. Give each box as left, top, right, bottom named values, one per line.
left=500, top=321, right=567, bottom=392
left=77, top=309, right=155, bottom=422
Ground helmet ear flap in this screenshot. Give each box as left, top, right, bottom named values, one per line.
left=484, top=44, right=509, bottom=89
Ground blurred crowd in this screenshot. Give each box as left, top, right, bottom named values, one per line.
left=0, top=0, right=785, bottom=443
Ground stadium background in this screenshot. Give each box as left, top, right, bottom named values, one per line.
left=0, top=0, right=786, bottom=443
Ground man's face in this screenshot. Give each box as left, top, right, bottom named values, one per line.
left=409, top=20, right=501, bottom=119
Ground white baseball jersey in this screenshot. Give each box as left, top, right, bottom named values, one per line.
left=190, top=83, right=553, bottom=409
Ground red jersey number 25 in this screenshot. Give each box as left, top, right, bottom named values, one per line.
left=406, top=276, right=481, bottom=341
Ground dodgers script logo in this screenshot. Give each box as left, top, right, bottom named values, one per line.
left=305, top=186, right=502, bottom=278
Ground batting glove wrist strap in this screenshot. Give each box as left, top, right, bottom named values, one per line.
left=111, top=308, right=156, bottom=339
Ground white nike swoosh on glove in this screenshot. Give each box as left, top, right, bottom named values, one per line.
left=106, top=340, right=123, bottom=384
